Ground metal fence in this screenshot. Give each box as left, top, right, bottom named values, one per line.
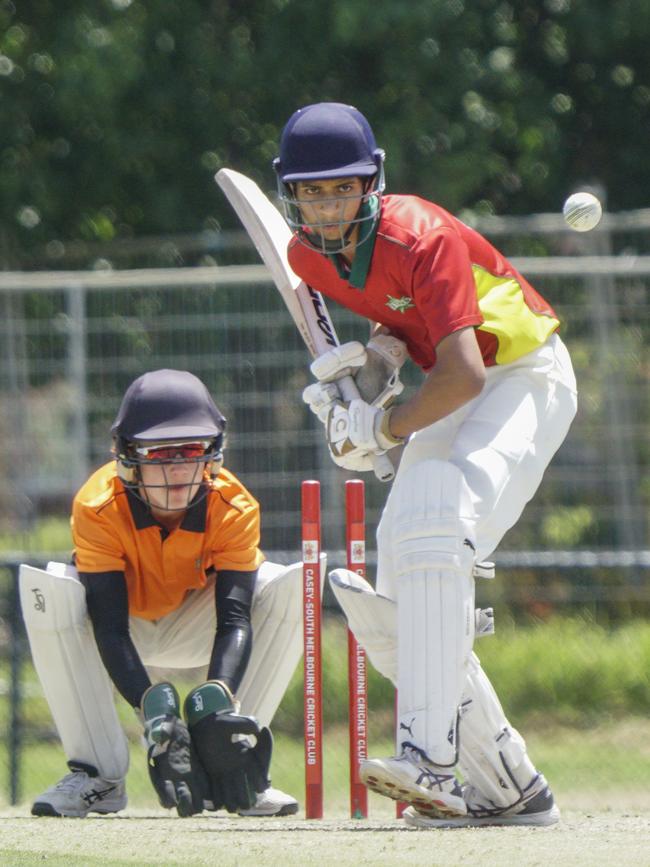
left=1, top=232, right=648, bottom=561
left=1, top=209, right=649, bottom=809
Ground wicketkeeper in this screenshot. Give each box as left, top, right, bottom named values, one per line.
left=20, top=369, right=305, bottom=818
left=273, top=102, right=578, bottom=827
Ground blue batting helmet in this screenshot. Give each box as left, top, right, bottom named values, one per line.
left=274, top=102, right=385, bottom=182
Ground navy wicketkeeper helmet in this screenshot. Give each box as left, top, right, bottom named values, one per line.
left=111, top=369, right=226, bottom=491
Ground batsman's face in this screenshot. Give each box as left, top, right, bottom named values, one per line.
left=295, top=177, right=364, bottom=245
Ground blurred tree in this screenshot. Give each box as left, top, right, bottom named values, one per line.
left=1, top=0, right=650, bottom=263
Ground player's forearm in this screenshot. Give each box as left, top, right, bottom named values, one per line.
left=94, top=630, right=151, bottom=707
left=389, top=326, right=486, bottom=438
left=80, top=569, right=151, bottom=707
left=207, top=623, right=253, bottom=693
left=389, top=360, right=485, bottom=438
left=208, top=568, right=256, bottom=693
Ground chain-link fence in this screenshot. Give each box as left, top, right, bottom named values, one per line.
left=1, top=209, right=649, bottom=811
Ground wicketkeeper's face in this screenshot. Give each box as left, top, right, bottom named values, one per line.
left=294, top=177, right=365, bottom=246
left=136, top=442, right=209, bottom=514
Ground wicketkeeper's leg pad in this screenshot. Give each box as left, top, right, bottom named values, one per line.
left=457, top=652, right=538, bottom=809
left=19, top=562, right=129, bottom=781
left=236, top=556, right=326, bottom=728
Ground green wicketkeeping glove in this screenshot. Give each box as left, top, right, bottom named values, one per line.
left=184, top=680, right=272, bottom=814
left=142, top=682, right=207, bottom=817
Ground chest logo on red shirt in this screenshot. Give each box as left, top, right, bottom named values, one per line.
left=386, top=294, right=415, bottom=314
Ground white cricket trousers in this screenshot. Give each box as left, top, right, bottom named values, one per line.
left=130, top=559, right=304, bottom=727
left=376, top=333, right=578, bottom=596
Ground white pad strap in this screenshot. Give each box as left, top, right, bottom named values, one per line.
left=328, top=569, right=397, bottom=684
left=19, top=563, right=129, bottom=781
left=391, top=460, right=477, bottom=765
left=457, top=653, right=537, bottom=808
left=236, top=555, right=326, bottom=728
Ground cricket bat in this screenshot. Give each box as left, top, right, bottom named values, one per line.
left=215, top=168, right=394, bottom=482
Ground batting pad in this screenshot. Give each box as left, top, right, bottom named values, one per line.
left=328, top=568, right=397, bottom=684
left=236, top=556, right=326, bottom=728
left=19, top=563, right=129, bottom=781
left=390, top=460, right=477, bottom=765
left=456, top=652, right=537, bottom=808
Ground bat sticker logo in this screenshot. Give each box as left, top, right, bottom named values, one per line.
left=307, top=287, right=338, bottom=347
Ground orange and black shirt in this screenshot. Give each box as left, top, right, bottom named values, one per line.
left=72, top=462, right=264, bottom=621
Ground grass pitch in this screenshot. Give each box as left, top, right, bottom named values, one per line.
left=2, top=810, right=650, bottom=866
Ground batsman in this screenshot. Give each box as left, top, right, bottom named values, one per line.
left=20, top=369, right=302, bottom=818
left=273, top=102, right=578, bottom=827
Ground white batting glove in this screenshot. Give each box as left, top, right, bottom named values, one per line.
left=359, top=334, right=408, bottom=407
left=310, top=341, right=367, bottom=383
left=331, top=449, right=376, bottom=473
left=326, top=401, right=379, bottom=468
left=327, top=399, right=404, bottom=461
left=309, top=335, right=407, bottom=408
left=302, top=380, right=341, bottom=425
left=367, top=333, right=408, bottom=365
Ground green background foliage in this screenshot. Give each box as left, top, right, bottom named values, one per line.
left=3, top=0, right=650, bottom=265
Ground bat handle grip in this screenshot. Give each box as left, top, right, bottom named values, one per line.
left=337, top=375, right=395, bottom=483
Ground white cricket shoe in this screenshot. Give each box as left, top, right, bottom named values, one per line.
left=403, top=773, right=560, bottom=828
left=360, top=746, right=466, bottom=819
left=32, top=768, right=127, bottom=818
left=237, top=786, right=299, bottom=817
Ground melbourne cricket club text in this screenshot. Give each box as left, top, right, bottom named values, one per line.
left=300, top=479, right=372, bottom=818
left=352, top=642, right=368, bottom=760
left=303, top=564, right=319, bottom=765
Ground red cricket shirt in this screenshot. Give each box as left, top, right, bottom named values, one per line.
left=288, top=194, right=559, bottom=370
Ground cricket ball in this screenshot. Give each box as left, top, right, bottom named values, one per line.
left=562, top=191, right=603, bottom=232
